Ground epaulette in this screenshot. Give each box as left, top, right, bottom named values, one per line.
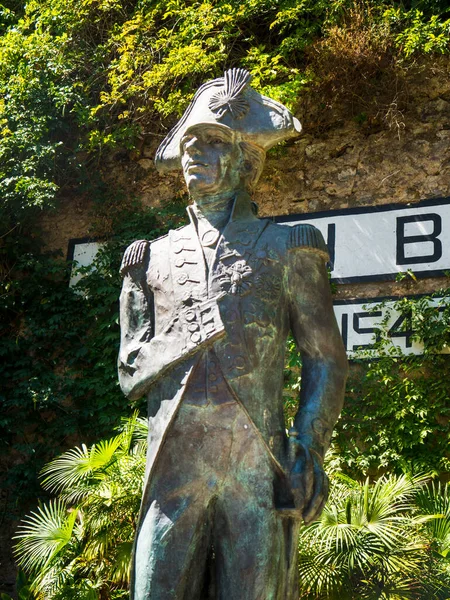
left=120, top=240, right=149, bottom=276
left=288, top=224, right=329, bottom=261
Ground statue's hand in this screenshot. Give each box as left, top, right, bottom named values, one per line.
left=288, top=434, right=329, bottom=525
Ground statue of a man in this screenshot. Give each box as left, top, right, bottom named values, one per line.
left=118, top=69, right=348, bottom=600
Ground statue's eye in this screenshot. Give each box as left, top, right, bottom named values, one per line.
left=208, top=137, right=225, bottom=145
left=181, top=137, right=194, bottom=151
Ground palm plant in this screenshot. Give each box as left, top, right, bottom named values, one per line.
left=14, top=417, right=449, bottom=600
left=298, top=473, right=438, bottom=600
left=13, top=413, right=147, bottom=599
left=415, top=481, right=450, bottom=598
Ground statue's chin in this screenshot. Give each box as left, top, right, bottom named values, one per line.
left=184, top=174, right=215, bottom=196
left=183, top=160, right=241, bottom=201
left=187, top=179, right=235, bottom=202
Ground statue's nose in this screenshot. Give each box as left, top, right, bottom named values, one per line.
left=184, top=137, right=201, bottom=155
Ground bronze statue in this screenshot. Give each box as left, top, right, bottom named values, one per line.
left=118, top=68, right=348, bottom=600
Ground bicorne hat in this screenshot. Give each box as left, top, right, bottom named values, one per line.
left=155, top=68, right=302, bottom=172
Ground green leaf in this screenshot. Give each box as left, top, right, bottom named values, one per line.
left=14, top=500, right=77, bottom=574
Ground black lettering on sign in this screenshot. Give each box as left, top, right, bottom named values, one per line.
left=341, top=312, right=348, bottom=351
left=352, top=311, right=382, bottom=351
left=396, top=214, right=442, bottom=265
left=388, top=310, right=413, bottom=348
left=326, top=223, right=336, bottom=271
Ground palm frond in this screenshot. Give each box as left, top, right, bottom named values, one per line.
left=416, top=481, right=450, bottom=557
left=117, top=410, right=148, bottom=451
left=298, top=472, right=437, bottom=599
left=40, top=437, right=124, bottom=495
left=14, top=500, right=77, bottom=575
left=299, top=550, right=350, bottom=599
left=110, top=541, right=133, bottom=585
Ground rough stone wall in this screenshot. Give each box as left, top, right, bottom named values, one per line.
left=40, top=59, right=450, bottom=301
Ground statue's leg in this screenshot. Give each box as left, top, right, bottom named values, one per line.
left=132, top=493, right=215, bottom=600
left=214, top=405, right=301, bottom=600
left=131, top=401, right=236, bottom=600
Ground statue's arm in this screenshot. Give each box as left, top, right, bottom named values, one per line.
left=118, top=240, right=226, bottom=401
left=288, top=248, right=348, bottom=451
left=118, top=240, right=156, bottom=401
left=287, top=234, right=348, bottom=521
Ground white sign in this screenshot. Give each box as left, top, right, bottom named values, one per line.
left=67, top=240, right=448, bottom=357
left=277, top=198, right=450, bottom=283
left=68, top=239, right=101, bottom=287
left=333, top=297, right=448, bottom=358
left=69, top=199, right=449, bottom=285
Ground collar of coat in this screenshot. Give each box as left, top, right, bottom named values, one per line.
left=168, top=191, right=270, bottom=303
left=185, top=190, right=268, bottom=252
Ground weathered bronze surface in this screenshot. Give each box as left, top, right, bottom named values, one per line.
left=118, top=68, right=348, bottom=599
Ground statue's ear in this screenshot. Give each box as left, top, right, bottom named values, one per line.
left=238, top=159, right=252, bottom=190
left=239, top=141, right=265, bottom=192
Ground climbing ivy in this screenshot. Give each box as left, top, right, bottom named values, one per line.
left=331, top=287, right=450, bottom=478
left=0, top=197, right=187, bottom=510
left=0, top=0, right=448, bottom=198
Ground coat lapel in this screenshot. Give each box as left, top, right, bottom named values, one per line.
left=168, top=224, right=207, bottom=305
left=210, top=192, right=270, bottom=297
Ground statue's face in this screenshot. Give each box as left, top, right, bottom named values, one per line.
left=181, top=125, right=242, bottom=200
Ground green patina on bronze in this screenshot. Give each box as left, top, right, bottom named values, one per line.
left=118, top=69, right=348, bottom=599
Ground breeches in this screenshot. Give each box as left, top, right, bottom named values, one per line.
left=132, top=398, right=300, bottom=600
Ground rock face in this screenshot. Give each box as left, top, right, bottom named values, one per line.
left=40, top=61, right=450, bottom=265
left=255, top=105, right=450, bottom=218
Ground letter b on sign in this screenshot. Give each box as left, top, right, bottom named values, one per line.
left=396, top=214, right=442, bottom=265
